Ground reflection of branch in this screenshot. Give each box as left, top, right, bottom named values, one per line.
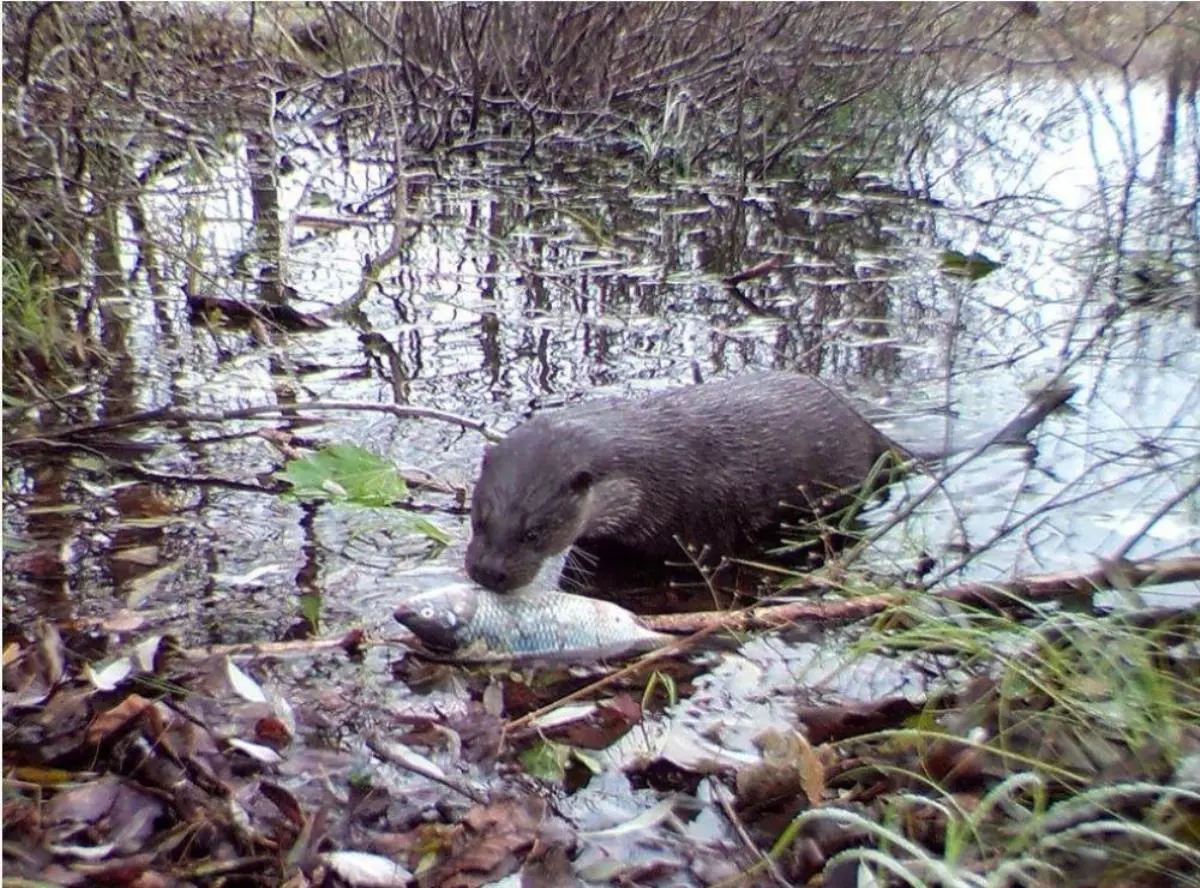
left=841, top=379, right=1076, bottom=570
left=926, top=451, right=1196, bottom=588
left=642, top=554, right=1200, bottom=634
left=7, top=400, right=504, bottom=444
left=1110, top=476, right=1200, bottom=563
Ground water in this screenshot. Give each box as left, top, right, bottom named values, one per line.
left=4, top=75, right=1197, bottom=658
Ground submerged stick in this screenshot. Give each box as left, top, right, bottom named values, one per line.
left=7, top=400, right=503, bottom=444
left=841, top=377, right=1078, bottom=570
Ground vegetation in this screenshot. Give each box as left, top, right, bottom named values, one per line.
left=1, top=251, right=79, bottom=399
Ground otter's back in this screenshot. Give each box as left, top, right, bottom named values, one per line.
left=506, top=371, right=897, bottom=556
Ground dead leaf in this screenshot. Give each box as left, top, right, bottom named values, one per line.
left=757, top=729, right=825, bottom=806
left=98, top=609, right=149, bottom=633
left=112, top=545, right=160, bottom=566
left=44, top=777, right=122, bottom=827
left=124, top=559, right=186, bottom=606
left=553, top=695, right=644, bottom=751
left=340, top=627, right=368, bottom=656
left=795, top=697, right=924, bottom=746
left=36, top=619, right=66, bottom=686
left=734, top=729, right=827, bottom=837
left=578, top=797, right=677, bottom=840
left=86, top=694, right=157, bottom=746
left=260, top=781, right=305, bottom=828
left=322, top=850, right=412, bottom=887
left=87, top=656, right=134, bottom=691
left=255, top=716, right=294, bottom=749
left=520, top=840, right=580, bottom=888
left=227, top=738, right=283, bottom=765
left=225, top=657, right=268, bottom=703
left=7, top=766, right=81, bottom=786
left=420, top=798, right=545, bottom=888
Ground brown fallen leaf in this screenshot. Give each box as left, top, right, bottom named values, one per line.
left=85, top=694, right=157, bottom=746
left=520, top=839, right=580, bottom=888
left=419, top=797, right=545, bottom=888
left=735, top=728, right=826, bottom=837
left=111, top=545, right=161, bottom=566
left=551, top=695, right=644, bottom=750
left=796, top=696, right=925, bottom=746
left=255, top=715, right=294, bottom=749
left=259, top=781, right=305, bottom=829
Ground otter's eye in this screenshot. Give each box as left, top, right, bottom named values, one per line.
left=521, top=528, right=542, bottom=545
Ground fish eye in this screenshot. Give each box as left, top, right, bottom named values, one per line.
left=419, top=606, right=436, bottom=619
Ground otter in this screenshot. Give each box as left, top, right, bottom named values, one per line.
left=465, top=371, right=918, bottom=593
left=466, top=371, right=1077, bottom=593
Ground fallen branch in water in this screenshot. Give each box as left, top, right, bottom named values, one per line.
left=5, top=399, right=504, bottom=445
left=640, top=554, right=1200, bottom=634
left=841, top=375, right=1080, bottom=572
left=722, top=254, right=788, bottom=286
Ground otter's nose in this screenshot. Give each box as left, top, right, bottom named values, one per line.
left=467, top=559, right=510, bottom=592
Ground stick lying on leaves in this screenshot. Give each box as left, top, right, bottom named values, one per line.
left=639, top=554, right=1200, bottom=635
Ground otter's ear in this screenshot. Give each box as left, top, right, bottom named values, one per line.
left=568, top=470, right=593, bottom=495
left=480, top=446, right=493, bottom=470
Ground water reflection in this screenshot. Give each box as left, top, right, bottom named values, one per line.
left=3, top=76, right=1197, bottom=649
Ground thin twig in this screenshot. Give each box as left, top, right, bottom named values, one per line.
left=1110, top=476, right=1200, bottom=563
left=365, top=731, right=489, bottom=806
left=714, top=784, right=792, bottom=888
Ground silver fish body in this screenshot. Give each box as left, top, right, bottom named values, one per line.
left=393, top=582, right=675, bottom=664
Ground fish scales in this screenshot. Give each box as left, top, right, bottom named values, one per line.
left=394, top=582, right=674, bottom=663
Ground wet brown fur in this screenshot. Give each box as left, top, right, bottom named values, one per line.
left=465, top=372, right=902, bottom=592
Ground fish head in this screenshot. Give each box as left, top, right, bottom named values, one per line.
left=393, top=584, right=480, bottom=651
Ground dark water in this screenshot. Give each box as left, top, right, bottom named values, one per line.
left=3, top=78, right=1197, bottom=683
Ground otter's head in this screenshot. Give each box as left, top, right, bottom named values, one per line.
left=465, top=431, right=598, bottom=592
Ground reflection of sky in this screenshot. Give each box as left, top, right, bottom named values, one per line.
left=879, top=77, right=1198, bottom=600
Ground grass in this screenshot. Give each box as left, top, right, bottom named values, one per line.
left=764, top=599, right=1200, bottom=885
left=1, top=251, right=79, bottom=399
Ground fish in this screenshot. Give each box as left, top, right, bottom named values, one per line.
left=393, top=581, right=677, bottom=664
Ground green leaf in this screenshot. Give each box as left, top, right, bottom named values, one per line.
left=519, top=738, right=571, bottom=783
left=570, top=748, right=604, bottom=775
left=299, top=593, right=322, bottom=628
left=408, top=516, right=454, bottom=546
left=278, top=444, right=408, bottom=507
left=940, top=249, right=1002, bottom=281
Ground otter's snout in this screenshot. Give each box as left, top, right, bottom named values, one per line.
left=467, top=556, right=514, bottom=592
left=465, top=535, right=547, bottom=590
left=466, top=540, right=536, bottom=593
